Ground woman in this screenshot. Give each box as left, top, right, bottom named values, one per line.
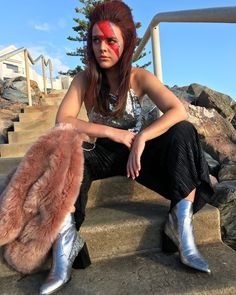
left=40, top=1, right=214, bottom=294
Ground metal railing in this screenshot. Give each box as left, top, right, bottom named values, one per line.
left=133, top=6, right=236, bottom=83
left=0, top=48, right=53, bottom=106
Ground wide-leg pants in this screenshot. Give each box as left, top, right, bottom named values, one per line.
left=74, top=121, right=214, bottom=230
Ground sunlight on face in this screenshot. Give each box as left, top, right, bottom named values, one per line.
left=92, top=21, right=124, bottom=68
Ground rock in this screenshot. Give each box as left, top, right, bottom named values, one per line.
left=0, top=79, right=4, bottom=95
left=0, top=109, right=17, bottom=142
left=2, top=76, right=43, bottom=104
left=0, top=96, right=26, bottom=143
left=210, top=181, right=236, bottom=250
left=30, top=80, right=43, bottom=104
left=204, top=152, right=220, bottom=177
left=180, top=99, right=236, bottom=162
left=171, top=87, right=196, bottom=103
left=231, top=103, right=236, bottom=129
left=218, top=160, right=236, bottom=182
left=0, top=96, right=25, bottom=112
left=187, top=83, right=210, bottom=98
left=170, top=84, right=189, bottom=93
left=197, top=88, right=234, bottom=122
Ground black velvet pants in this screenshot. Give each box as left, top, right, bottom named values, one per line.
left=74, top=121, right=214, bottom=230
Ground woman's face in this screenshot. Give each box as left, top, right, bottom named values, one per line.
left=92, top=21, right=124, bottom=69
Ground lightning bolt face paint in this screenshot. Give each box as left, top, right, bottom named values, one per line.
left=96, top=21, right=121, bottom=57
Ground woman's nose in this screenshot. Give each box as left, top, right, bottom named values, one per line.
left=99, top=40, right=107, bottom=52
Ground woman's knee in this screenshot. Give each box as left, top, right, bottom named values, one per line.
left=169, top=120, right=196, bottom=139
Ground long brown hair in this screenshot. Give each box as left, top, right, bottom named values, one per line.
left=85, top=0, right=137, bottom=116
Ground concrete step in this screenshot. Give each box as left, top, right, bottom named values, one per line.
left=0, top=168, right=220, bottom=249
left=0, top=142, right=33, bottom=158
left=0, top=166, right=221, bottom=262
left=1, top=123, right=91, bottom=157
left=43, top=97, right=63, bottom=106
left=7, top=129, right=51, bottom=144
left=44, top=89, right=67, bottom=97
left=13, top=118, right=55, bottom=132
left=18, top=110, right=57, bottom=123
left=0, top=198, right=221, bottom=278
left=0, top=157, right=22, bottom=174
left=80, top=201, right=220, bottom=261
left=42, top=100, right=61, bottom=107
left=1, top=243, right=235, bottom=295
left=23, top=105, right=58, bottom=113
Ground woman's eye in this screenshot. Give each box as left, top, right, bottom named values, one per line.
left=92, top=37, right=100, bottom=44
left=107, top=38, right=116, bottom=44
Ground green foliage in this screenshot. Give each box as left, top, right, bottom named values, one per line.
left=63, top=0, right=151, bottom=76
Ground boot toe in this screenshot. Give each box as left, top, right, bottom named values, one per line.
left=181, top=254, right=211, bottom=273
left=39, top=277, right=70, bottom=295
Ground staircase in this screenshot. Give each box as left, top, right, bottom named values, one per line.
left=0, top=90, right=236, bottom=294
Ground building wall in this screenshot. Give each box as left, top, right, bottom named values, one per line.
left=0, top=45, right=72, bottom=91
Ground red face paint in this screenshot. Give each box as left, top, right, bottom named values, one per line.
left=97, top=21, right=120, bottom=57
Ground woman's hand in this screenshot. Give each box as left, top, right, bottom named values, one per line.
left=127, top=133, right=146, bottom=179
left=108, top=128, right=136, bottom=149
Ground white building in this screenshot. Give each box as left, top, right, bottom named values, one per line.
left=0, top=45, right=72, bottom=91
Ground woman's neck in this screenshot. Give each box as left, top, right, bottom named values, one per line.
left=105, top=67, right=120, bottom=94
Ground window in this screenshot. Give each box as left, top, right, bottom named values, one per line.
left=4, top=63, right=19, bottom=73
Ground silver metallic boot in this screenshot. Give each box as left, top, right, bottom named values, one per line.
left=39, top=214, right=91, bottom=295
left=163, top=199, right=211, bottom=273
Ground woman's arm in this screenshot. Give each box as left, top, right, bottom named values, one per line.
left=127, top=68, right=188, bottom=179
left=136, top=68, right=188, bottom=142
left=55, top=72, right=135, bottom=149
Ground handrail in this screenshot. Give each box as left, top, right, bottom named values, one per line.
left=0, top=47, right=53, bottom=106
left=133, top=6, right=236, bottom=82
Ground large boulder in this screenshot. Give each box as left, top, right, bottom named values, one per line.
left=218, top=159, right=236, bottom=182
left=181, top=99, right=236, bottom=163
left=2, top=76, right=43, bottom=104
left=187, top=83, right=207, bottom=98
left=187, top=83, right=235, bottom=122
left=231, top=102, right=236, bottom=129
left=197, top=89, right=234, bottom=122
left=171, top=87, right=196, bottom=104
left=210, top=181, right=236, bottom=250
left=172, top=85, right=236, bottom=251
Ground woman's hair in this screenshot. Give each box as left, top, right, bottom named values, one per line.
left=85, top=0, right=137, bottom=116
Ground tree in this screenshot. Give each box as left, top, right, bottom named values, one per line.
left=59, top=0, right=151, bottom=77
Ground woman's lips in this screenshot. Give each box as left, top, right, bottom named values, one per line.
left=99, top=56, right=109, bottom=60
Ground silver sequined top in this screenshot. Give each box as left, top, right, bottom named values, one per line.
left=88, top=89, right=158, bottom=133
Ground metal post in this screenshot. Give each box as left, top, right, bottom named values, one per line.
left=150, top=25, right=163, bottom=117
left=49, top=60, right=53, bottom=90
left=24, top=49, right=32, bottom=106
left=41, top=56, right=47, bottom=95
left=151, top=25, right=163, bottom=82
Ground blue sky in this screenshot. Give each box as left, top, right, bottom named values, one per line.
left=1, top=0, right=236, bottom=100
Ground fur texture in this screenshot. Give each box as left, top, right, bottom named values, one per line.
left=0, top=123, right=86, bottom=274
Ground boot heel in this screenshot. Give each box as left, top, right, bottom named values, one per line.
left=161, top=230, right=178, bottom=253
left=72, top=242, right=91, bottom=269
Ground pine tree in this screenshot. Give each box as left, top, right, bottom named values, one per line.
left=59, top=0, right=151, bottom=76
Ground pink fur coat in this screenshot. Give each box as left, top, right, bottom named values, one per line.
left=0, top=123, right=86, bottom=274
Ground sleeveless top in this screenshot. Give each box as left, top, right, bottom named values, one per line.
left=88, top=89, right=158, bottom=134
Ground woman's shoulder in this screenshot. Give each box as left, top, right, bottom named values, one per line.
left=131, top=67, right=152, bottom=97
left=72, top=70, right=88, bottom=89
left=131, top=67, right=153, bottom=80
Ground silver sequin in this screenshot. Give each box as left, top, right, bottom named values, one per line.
left=88, top=89, right=157, bottom=134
